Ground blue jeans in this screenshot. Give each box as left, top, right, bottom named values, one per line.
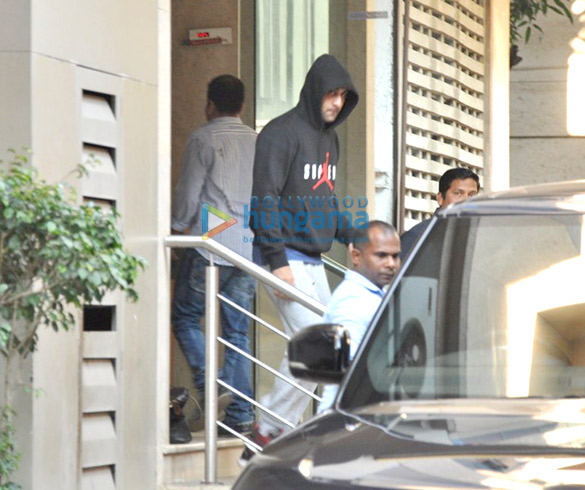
left=172, top=250, right=255, bottom=425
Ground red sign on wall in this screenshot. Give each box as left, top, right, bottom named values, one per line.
left=188, top=27, right=232, bottom=46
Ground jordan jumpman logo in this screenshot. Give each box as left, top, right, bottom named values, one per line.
left=312, top=152, right=334, bottom=190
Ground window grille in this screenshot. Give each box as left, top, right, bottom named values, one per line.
left=402, top=0, right=485, bottom=231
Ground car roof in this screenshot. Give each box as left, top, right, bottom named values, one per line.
left=440, top=179, right=585, bottom=217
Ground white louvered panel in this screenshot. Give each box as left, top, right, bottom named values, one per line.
left=404, top=191, right=436, bottom=212
left=406, top=155, right=477, bottom=183
left=406, top=140, right=483, bottom=172
left=466, top=0, right=486, bottom=20
left=408, top=51, right=485, bottom=104
left=404, top=194, right=437, bottom=214
left=405, top=132, right=484, bottom=169
left=82, top=467, right=115, bottom=490
left=82, top=360, right=117, bottom=413
left=82, top=92, right=115, bottom=123
left=416, top=0, right=485, bottom=34
left=408, top=69, right=484, bottom=113
left=407, top=112, right=484, bottom=151
left=408, top=59, right=484, bottom=105
left=81, top=92, right=117, bottom=148
left=458, top=0, right=485, bottom=23
left=83, top=332, right=118, bottom=359
left=405, top=174, right=438, bottom=195
left=406, top=120, right=483, bottom=158
left=404, top=170, right=438, bottom=200
left=417, top=0, right=485, bottom=26
left=408, top=71, right=483, bottom=116
left=409, top=29, right=484, bottom=77
left=404, top=167, right=438, bottom=191
left=406, top=145, right=456, bottom=170
left=81, top=413, right=117, bottom=468
left=82, top=144, right=118, bottom=201
left=409, top=5, right=484, bottom=55
left=408, top=92, right=484, bottom=133
left=403, top=0, right=485, bottom=231
left=409, top=25, right=484, bottom=74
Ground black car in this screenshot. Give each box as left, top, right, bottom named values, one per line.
left=233, top=181, right=585, bottom=489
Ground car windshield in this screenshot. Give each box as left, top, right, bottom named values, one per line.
left=340, top=212, right=585, bottom=448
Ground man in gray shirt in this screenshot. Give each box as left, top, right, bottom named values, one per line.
left=172, top=75, right=257, bottom=435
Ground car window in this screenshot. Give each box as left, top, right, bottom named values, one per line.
left=341, top=213, right=585, bottom=409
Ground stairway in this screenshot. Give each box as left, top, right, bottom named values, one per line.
left=163, top=433, right=244, bottom=489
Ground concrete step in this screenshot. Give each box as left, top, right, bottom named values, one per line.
left=162, top=432, right=244, bottom=487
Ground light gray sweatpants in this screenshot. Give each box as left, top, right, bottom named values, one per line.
left=257, top=260, right=331, bottom=435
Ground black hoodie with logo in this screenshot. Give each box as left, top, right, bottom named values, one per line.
left=249, top=54, right=359, bottom=271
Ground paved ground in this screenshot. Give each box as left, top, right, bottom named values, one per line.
left=166, top=479, right=235, bottom=490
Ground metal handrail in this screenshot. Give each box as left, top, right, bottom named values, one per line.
left=165, top=236, right=328, bottom=483
left=165, top=236, right=327, bottom=315
left=322, top=254, right=348, bottom=277
left=217, top=293, right=290, bottom=340
left=217, top=337, right=321, bottom=401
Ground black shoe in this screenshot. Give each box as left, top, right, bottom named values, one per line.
left=218, top=420, right=254, bottom=437
left=170, top=414, right=192, bottom=444
left=170, top=387, right=193, bottom=444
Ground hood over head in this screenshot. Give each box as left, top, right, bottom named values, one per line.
left=297, top=54, right=359, bottom=130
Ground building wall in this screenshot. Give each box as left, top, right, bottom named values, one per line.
left=0, top=1, right=168, bottom=488
left=171, top=0, right=255, bottom=191
left=0, top=4, right=34, bottom=486
left=510, top=12, right=585, bottom=185
left=0, top=0, right=32, bottom=151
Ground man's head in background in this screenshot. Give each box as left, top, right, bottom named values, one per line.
left=205, top=74, right=245, bottom=120
left=436, top=168, right=480, bottom=208
left=350, top=221, right=401, bottom=289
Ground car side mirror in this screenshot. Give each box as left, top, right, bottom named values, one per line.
left=287, top=323, right=351, bottom=384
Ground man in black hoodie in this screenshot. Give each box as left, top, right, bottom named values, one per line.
left=241, top=54, right=359, bottom=464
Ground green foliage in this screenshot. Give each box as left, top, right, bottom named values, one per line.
left=511, top=0, right=573, bottom=45
left=0, top=407, right=21, bottom=490
left=0, top=149, right=146, bottom=487
left=0, top=150, right=146, bottom=358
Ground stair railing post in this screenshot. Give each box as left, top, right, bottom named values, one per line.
left=204, top=264, right=219, bottom=483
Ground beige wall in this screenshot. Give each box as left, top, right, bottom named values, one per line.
left=31, top=0, right=158, bottom=85
left=118, top=76, right=164, bottom=489
left=171, top=0, right=252, bottom=190
left=0, top=0, right=32, bottom=152
left=510, top=12, right=585, bottom=185
left=28, top=55, right=83, bottom=490
left=0, top=1, right=167, bottom=488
